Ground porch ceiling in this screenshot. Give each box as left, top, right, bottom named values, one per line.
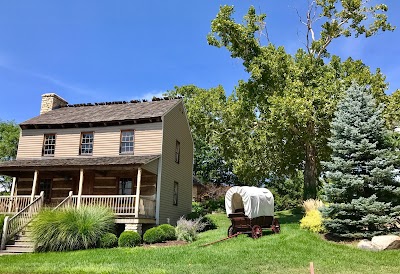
left=0, top=155, right=160, bottom=175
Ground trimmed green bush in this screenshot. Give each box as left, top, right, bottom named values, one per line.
left=99, top=232, right=118, bottom=248
left=200, top=215, right=217, bottom=231
left=118, top=231, right=141, bottom=247
left=143, top=227, right=166, bottom=244
left=31, top=207, right=114, bottom=252
left=158, top=224, right=176, bottom=240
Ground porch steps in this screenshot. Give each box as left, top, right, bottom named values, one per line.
left=1, top=228, right=35, bottom=254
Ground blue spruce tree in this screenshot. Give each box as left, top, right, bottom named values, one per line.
left=323, top=83, right=400, bottom=239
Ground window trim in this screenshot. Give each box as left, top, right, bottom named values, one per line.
left=173, top=181, right=178, bottom=206
left=79, top=132, right=94, bottom=155
left=175, top=140, right=180, bottom=163
left=42, top=133, right=56, bottom=157
left=119, top=130, right=135, bottom=155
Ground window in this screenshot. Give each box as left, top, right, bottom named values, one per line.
left=120, top=130, right=134, bottom=154
left=173, top=181, right=178, bottom=206
left=175, top=140, right=180, bottom=163
left=119, top=178, right=133, bottom=195
left=80, top=132, right=94, bottom=155
left=42, top=134, right=56, bottom=156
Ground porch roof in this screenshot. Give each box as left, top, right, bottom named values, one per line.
left=0, top=155, right=160, bottom=174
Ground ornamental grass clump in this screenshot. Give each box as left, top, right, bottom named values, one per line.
left=118, top=231, right=141, bottom=247
left=31, top=206, right=114, bottom=252
left=176, top=217, right=207, bottom=242
left=303, top=199, right=324, bottom=213
left=158, top=224, right=176, bottom=240
left=143, top=227, right=166, bottom=244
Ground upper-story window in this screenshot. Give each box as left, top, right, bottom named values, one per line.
left=42, top=134, right=56, bottom=156
left=175, top=140, right=180, bottom=163
left=80, top=132, right=94, bottom=155
left=120, top=130, right=134, bottom=154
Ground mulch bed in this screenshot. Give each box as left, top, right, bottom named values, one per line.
left=142, top=240, right=188, bottom=248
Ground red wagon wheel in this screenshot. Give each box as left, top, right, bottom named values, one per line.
left=228, top=225, right=236, bottom=237
left=271, top=218, right=280, bottom=234
left=251, top=225, right=262, bottom=239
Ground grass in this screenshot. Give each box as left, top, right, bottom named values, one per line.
left=0, top=210, right=399, bottom=273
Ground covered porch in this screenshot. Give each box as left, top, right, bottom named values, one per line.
left=0, top=155, right=160, bottom=225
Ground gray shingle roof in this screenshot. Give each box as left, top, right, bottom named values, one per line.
left=0, top=155, right=160, bottom=171
left=21, top=99, right=181, bottom=127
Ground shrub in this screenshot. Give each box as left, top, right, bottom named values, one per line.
left=158, top=224, right=176, bottom=240
left=191, top=202, right=205, bottom=216
left=200, top=215, right=217, bottom=231
left=99, top=232, right=118, bottom=248
left=118, top=231, right=141, bottom=247
left=300, top=209, right=326, bottom=233
left=143, top=227, right=166, bottom=244
left=31, top=207, right=114, bottom=252
left=176, top=217, right=207, bottom=242
left=0, top=214, right=5, bottom=242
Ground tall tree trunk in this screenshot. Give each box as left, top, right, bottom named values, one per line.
left=304, top=122, right=318, bottom=199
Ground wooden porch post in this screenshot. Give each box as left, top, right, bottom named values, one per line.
left=30, top=170, right=39, bottom=203
left=77, top=169, right=84, bottom=208
left=134, top=167, right=142, bottom=218
left=7, top=177, right=17, bottom=213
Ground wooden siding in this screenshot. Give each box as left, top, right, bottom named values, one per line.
left=159, top=101, right=193, bottom=225
left=143, top=159, right=159, bottom=174
left=16, top=123, right=162, bottom=159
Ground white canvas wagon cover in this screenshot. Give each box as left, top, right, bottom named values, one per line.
left=225, top=186, right=274, bottom=219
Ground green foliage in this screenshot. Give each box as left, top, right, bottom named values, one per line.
left=99, top=232, right=118, bottom=248
left=200, top=215, right=218, bottom=232
left=322, top=83, right=400, bottom=239
left=385, top=89, right=400, bottom=129
left=143, top=227, right=166, bottom=244
left=268, top=172, right=304, bottom=211
left=0, top=120, right=20, bottom=193
left=300, top=209, right=326, bottom=233
left=176, top=217, right=207, bottom=242
left=118, top=231, right=141, bottom=247
left=190, top=201, right=205, bottom=218
left=206, top=3, right=393, bottom=199
left=158, top=224, right=176, bottom=241
left=0, top=214, right=5, bottom=242
left=31, top=207, right=115, bottom=252
left=166, top=85, right=239, bottom=185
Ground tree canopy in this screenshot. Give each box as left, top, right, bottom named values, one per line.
left=205, top=2, right=394, bottom=198
left=0, top=120, right=20, bottom=192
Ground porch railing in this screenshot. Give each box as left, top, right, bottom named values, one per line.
left=1, top=191, right=44, bottom=250
left=53, top=195, right=156, bottom=218
left=0, top=195, right=34, bottom=214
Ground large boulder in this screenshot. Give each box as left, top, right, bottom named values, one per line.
left=358, top=235, right=400, bottom=251
left=357, top=240, right=379, bottom=251
left=371, top=235, right=400, bottom=250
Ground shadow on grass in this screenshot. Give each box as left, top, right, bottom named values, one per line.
left=275, top=208, right=303, bottom=225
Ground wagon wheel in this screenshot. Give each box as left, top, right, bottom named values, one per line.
left=228, top=225, right=236, bottom=237
left=271, top=219, right=280, bottom=234
left=251, top=225, right=262, bottom=239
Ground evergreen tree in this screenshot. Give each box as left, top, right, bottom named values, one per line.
left=323, top=83, right=400, bottom=239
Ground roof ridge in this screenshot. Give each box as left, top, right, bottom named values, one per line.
left=65, top=96, right=182, bottom=108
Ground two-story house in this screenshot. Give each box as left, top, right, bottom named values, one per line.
left=0, top=93, right=193, bottom=250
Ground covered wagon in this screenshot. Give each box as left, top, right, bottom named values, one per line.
left=225, top=186, right=280, bottom=239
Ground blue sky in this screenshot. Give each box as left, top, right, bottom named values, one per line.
left=1, top=0, right=399, bottom=123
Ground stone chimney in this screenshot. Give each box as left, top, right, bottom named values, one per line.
left=40, top=93, right=68, bottom=115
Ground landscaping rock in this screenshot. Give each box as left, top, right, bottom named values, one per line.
left=357, top=240, right=379, bottom=251
left=371, top=235, right=400, bottom=250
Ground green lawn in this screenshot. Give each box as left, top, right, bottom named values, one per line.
left=0, top=211, right=399, bottom=274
